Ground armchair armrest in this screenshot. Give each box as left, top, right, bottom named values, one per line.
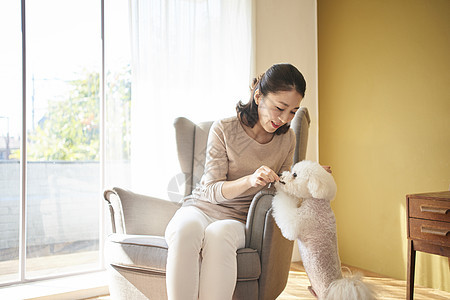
left=104, top=187, right=181, bottom=236
left=245, top=190, right=294, bottom=300
left=245, top=190, right=275, bottom=249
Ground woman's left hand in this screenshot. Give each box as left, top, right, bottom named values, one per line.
left=322, top=165, right=332, bottom=174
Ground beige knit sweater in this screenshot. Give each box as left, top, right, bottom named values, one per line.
left=183, top=116, right=296, bottom=223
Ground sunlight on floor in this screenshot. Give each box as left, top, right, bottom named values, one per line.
left=277, top=262, right=450, bottom=300
left=84, top=262, right=450, bottom=300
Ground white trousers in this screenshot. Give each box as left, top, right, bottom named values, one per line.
left=165, top=206, right=246, bottom=300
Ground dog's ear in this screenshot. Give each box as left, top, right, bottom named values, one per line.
left=307, top=168, right=337, bottom=200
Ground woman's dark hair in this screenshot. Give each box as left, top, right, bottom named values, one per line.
left=236, top=63, right=306, bottom=135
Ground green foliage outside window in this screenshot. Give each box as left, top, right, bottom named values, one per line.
left=10, top=66, right=131, bottom=161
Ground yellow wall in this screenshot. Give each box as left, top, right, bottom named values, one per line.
left=318, top=0, right=450, bottom=292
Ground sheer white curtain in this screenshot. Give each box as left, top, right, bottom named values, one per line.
left=129, top=0, right=253, bottom=199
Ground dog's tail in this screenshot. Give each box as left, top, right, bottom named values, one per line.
left=324, top=273, right=376, bottom=300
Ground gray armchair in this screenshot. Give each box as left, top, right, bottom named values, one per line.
left=104, top=107, right=310, bottom=300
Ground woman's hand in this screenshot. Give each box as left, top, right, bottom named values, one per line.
left=248, top=166, right=280, bottom=187
left=222, top=166, right=279, bottom=199
left=322, top=165, right=332, bottom=173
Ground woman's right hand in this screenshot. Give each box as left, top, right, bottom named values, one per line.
left=248, top=166, right=279, bottom=188
left=222, top=166, right=279, bottom=199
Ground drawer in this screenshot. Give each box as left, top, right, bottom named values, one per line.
left=408, top=198, right=450, bottom=222
left=409, top=218, right=450, bottom=245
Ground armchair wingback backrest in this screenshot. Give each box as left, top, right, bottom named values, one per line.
left=291, top=107, right=311, bottom=164
left=173, top=118, right=213, bottom=197
left=173, top=107, right=310, bottom=198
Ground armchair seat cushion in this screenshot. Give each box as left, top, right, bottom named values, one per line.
left=105, top=234, right=261, bottom=280
left=106, top=234, right=169, bottom=274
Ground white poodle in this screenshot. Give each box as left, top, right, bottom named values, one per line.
left=272, top=160, right=375, bottom=300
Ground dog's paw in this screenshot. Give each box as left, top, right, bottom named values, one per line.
left=308, top=286, right=318, bottom=298
left=272, top=211, right=300, bottom=240
left=272, top=196, right=301, bottom=240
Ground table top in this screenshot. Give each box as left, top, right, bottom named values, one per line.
left=407, top=191, right=450, bottom=201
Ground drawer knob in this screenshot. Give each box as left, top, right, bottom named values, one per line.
left=420, top=205, right=449, bottom=215
left=421, top=226, right=449, bottom=237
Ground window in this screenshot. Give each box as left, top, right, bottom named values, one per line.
left=0, top=0, right=22, bottom=284
left=0, top=0, right=131, bottom=285
left=25, top=0, right=101, bottom=279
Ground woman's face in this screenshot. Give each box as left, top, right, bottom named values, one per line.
left=255, top=89, right=303, bottom=133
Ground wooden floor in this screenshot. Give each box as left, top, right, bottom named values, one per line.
left=278, top=262, right=450, bottom=300
left=89, top=262, right=450, bottom=300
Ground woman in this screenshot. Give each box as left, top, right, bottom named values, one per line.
left=165, top=63, right=306, bottom=300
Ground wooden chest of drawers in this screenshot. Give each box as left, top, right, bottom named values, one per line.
left=406, top=191, right=450, bottom=299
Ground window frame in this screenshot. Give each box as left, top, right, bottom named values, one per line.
left=0, top=0, right=106, bottom=287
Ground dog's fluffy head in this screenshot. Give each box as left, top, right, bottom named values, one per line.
left=275, top=160, right=337, bottom=201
